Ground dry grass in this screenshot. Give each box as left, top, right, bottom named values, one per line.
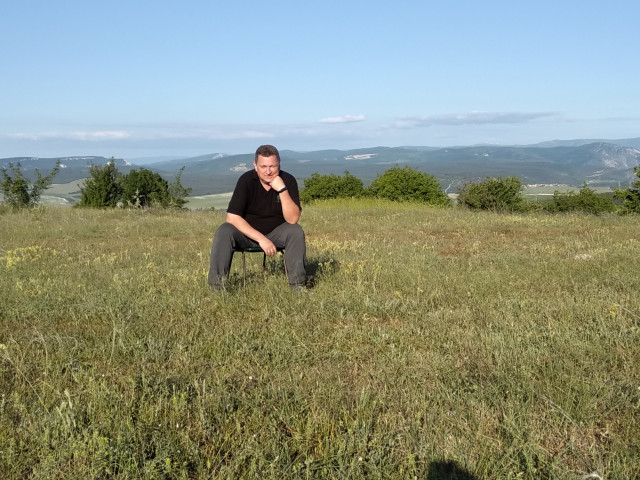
left=1, top=201, right=639, bottom=479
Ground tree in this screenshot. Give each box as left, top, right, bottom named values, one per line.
left=0, top=160, right=60, bottom=209
left=120, top=168, right=171, bottom=208
left=167, top=167, right=193, bottom=208
left=77, top=158, right=123, bottom=208
left=367, top=166, right=449, bottom=205
left=300, top=171, right=364, bottom=202
left=615, top=166, right=640, bottom=214
left=457, top=176, right=524, bottom=212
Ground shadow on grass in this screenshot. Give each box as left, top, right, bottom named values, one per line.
left=426, top=460, right=481, bottom=480
left=226, top=253, right=340, bottom=290
left=304, top=254, right=340, bottom=288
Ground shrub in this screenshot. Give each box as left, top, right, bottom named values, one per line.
left=0, top=160, right=60, bottom=209
left=120, top=168, right=171, bottom=208
left=300, top=171, right=364, bottom=202
left=457, top=176, right=524, bottom=212
left=615, top=166, right=640, bottom=214
left=77, top=159, right=123, bottom=208
left=367, top=166, right=449, bottom=205
left=77, top=161, right=191, bottom=209
left=544, top=184, right=616, bottom=214
left=167, top=167, right=193, bottom=208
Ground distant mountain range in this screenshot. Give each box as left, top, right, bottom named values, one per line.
left=2, top=138, right=640, bottom=197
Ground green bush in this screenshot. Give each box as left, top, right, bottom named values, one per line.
left=77, top=159, right=123, bottom=208
left=77, top=161, right=191, bottom=209
left=167, top=166, right=193, bottom=208
left=457, top=176, right=524, bottom=212
left=300, top=171, right=364, bottom=202
left=0, top=160, right=60, bottom=209
left=120, top=168, right=171, bottom=208
left=543, top=184, right=616, bottom=215
left=367, top=166, right=449, bottom=205
left=615, top=166, right=640, bottom=214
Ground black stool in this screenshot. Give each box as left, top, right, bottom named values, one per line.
left=232, top=246, right=287, bottom=287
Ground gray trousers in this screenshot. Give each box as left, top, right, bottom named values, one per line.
left=208, top=222, right=306, bottom=288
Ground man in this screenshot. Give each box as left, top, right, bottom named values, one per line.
left=208, top=144, right=306, bottom=291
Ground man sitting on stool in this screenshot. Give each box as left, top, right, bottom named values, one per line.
left=208, top=144, right=306, bottom=291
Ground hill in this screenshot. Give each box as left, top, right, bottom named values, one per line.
left=0, top=156, right=135, bottom=184
left=3, top=140, right=640, bottom=198
left=144, top=142, right=640, bottom=195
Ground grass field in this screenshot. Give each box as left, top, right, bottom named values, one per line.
left=1, top=201, right=639, bottom=479
left=186, top=193, right=233, bottom=211
left=522, top=185, right=616, bottom=201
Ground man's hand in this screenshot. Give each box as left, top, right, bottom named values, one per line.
left=269, top=175, right=286, bottom=192
left=269, top=175, right=300, bottom=224
left=259, top=237, right=278, bottom=257
left=227, top=213, right=277, bottom=254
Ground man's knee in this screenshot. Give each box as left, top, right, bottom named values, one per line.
left=214, top=222, right=236, bottom=240
left=282, top=223, right=305, bottom=240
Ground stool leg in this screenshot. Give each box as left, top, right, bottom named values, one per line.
left=242, top=251, right=247, bottom=288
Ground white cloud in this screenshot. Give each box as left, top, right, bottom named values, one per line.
left=224, top=130, right=274, bottom=140
left=7, top=130, right=132, bottom=141
left=319, top=114, right=366, bottom=124
left=72, top=131, right=133, bottom=140
left=4, top=128, right=277, bottom=142
left=394, top=111, right=559, bottom=129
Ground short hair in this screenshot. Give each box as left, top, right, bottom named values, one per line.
left=255, top=144, right=280, bottom=163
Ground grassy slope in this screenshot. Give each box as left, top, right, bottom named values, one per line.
left=0, top=202, right=638, bottom=479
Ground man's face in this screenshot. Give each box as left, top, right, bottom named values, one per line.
left=254, top=154, right=280, bottom=186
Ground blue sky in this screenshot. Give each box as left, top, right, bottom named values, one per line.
left=2, top=0, right=639, bottom=160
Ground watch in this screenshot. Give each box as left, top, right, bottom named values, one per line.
left=276, top=186, right=288, bottom=194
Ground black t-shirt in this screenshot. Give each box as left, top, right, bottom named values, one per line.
left=226, top=169, right=301, bottom=235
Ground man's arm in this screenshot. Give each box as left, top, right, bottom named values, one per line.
left=270, top=176, right=301, bottom=224
left=277, top=189, right=301, bottom=224
left=226, top=212, right=278, bottom=256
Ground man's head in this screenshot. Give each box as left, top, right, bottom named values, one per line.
left=254, top=144, right=281, bottom=186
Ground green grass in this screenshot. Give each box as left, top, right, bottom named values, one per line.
left=522, top=185, right=615, bottom=198
left=185, top=193, right=233, bottom=211
left=1, top=200, right=639, bottom=479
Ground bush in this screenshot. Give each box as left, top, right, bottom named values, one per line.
left=300, top=171, right=364, bottom=202
left=615, top=166, right=640, bottom=214
left=167, top=167, right=193, bottom=208
left=543, top=184, right=616, bottom=214
left=367, top=166, right=449, bottom=205
left=77, top=161, right=191, bottom=209
left=120, top=168, right=171, bottom=208
left=457, top=176, right=524, bottom=212
left=77, top=159, right=123, bottom=208
left=0, top=160, right=60, bottom=209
